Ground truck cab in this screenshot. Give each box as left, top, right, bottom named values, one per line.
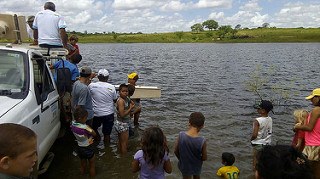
left=0, top=44, right=62, bottom=173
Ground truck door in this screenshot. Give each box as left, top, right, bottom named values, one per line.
left=31, top=57, right=60, bottom=160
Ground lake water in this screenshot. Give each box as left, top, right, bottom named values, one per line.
left=40, top=43, right=320, bottom=179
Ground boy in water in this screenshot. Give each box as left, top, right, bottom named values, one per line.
left=70, top=107, right=97, bottom=177
left=127, top=72, right=141, bottom=126
left=217, top=152, right=240, bottom=179
left=174, top=112, right=207, bottom=179
left=0, top=123, right=38, bottom=178
left=251, top=100, right=273, bottom=168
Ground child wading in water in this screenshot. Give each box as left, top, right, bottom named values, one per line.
left=251, top=100, right=273, bottom=169
left=174, top=112, right=207, bottom=179
left=132, top=126, right=172, bottom=178
left=217, top=152, right=240, bottom=179
left=127, top=72, right=141, bottom=126
left=70, top=107, right=97, bottom=177
left=292, top=109, right=308, bottom=152
left=115, top=83, right=135, bottom=154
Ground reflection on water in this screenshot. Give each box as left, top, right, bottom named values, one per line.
left=40, top=43, right=320, bottom=179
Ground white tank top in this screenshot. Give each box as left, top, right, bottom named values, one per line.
left=251, top=116, right=272, bottom=145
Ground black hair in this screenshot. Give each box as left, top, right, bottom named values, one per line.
left=256, top=145, right=313, bottom=179
left=44, top=2, right=56, bottom=11
left=97, top=75, right=108, bottom=82
left=119, top=83, right=128, bottom=91
left=0, top=123, right=36, bottom=158
left=73, top=107, right=88, bottom=122
left=222, top=152, right=235, bottom=166
left=189, top=112, right=205, bottom=128
left=141, top=126, right=168, bottom=167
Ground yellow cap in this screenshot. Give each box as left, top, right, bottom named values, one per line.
left=128, top=72, right=138, bottom=80
left=306, top=88, right=320, bottom=100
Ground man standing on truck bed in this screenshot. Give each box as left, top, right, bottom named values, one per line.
left=32, top=2, right=67, bottom=48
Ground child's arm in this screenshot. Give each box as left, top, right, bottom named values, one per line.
left=296, top=138, right=303, bottom=149
left=163, top=159, right=172, bottom=174
left=131, top=159, right=140, bottom=173
left=251, top=120, right=259, bottom=141
left=117, top=98, right=135, bottom=118
left=85, top=125, right=97, bottom=137
left=201, top=140, right=207, bottom=161
left=174, top=136, right=180, bottom=159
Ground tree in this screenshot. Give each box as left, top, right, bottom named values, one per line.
left=217, top=25, right=233, bottom=38
left=262, top=23, right=270, bottom=28
left=191, top=23, right=204, bottom=33
left=235, top=24, right=241, bottom=30
left=202, top=20, right=219, bottom=31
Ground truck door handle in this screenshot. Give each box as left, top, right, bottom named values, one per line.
left=42, top=105, right=49, bottom=113
left=32, top=116, right=40, bottom=124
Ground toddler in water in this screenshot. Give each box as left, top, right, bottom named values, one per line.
left=217, top=152, right=240, bottom=179
left=174, top=112, right=207, bottom=179
left=70, top=107, right=97, bottom=177
left=132, top=126, right=172, bottom=178
left=292, top=109, right=308, bottom=152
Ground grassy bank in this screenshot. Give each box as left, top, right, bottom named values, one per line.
left=77, top=28, right=320, bottom=43
left=1, top=28, right=320, bottom=43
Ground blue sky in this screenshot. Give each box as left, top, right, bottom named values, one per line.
left=1, top=0, right=320, bottom=33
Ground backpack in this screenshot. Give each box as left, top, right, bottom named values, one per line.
left=56, top=60, right=72, bottom=94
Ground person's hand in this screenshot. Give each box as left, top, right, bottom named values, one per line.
left=293, top=123, right=301, bottom=131
left=90, top=72, right=96, bottom=79
left=129, top=101, right=135, bottom=109
left=295, top=123, right=301, bottom=128
left=88, top=137, right=94, bottom=145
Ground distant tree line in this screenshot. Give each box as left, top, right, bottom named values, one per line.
left=67, top=20, right=273, bottom=40
left=190, top=19, right=272, bottom=39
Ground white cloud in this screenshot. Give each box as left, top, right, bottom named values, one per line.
left=112, top=0, right=162, bottom=10
left=195, top=0, right=232, bottom=9
left=160, top=1, right=188, bottom=11
left=239, top=0, right=262, bottom=12
left=273, top=2, right=320, bottom=28
left=250, top=12, right=269, bottom=27
left=208, top=12, right=224, bottom=19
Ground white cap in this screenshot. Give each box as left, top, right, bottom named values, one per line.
left=98, top=69, right=109, bottom=77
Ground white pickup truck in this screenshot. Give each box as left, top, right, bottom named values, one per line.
left=0, top=44, right=64, bottom=176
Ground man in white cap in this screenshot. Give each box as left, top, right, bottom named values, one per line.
left=88, top=69, right=117, bottom=147
left=32, top=1, right=67, bottom=48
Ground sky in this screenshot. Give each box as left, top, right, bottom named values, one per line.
left=1, top=0, right=320, bottom=33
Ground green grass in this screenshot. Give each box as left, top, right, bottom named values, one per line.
left=1, top=28, right=320, bottom=43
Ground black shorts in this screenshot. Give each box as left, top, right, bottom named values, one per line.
left=77, top=145, right=94, bottom=159
left=92, top=114, right=114, bottom=135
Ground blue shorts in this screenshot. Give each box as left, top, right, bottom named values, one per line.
left=92, top=114, right=114, bottom=135
left=77, top=145, right=94, bottom=159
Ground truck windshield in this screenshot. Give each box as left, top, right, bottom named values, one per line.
left=0, top=50, right=27, bottom=98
